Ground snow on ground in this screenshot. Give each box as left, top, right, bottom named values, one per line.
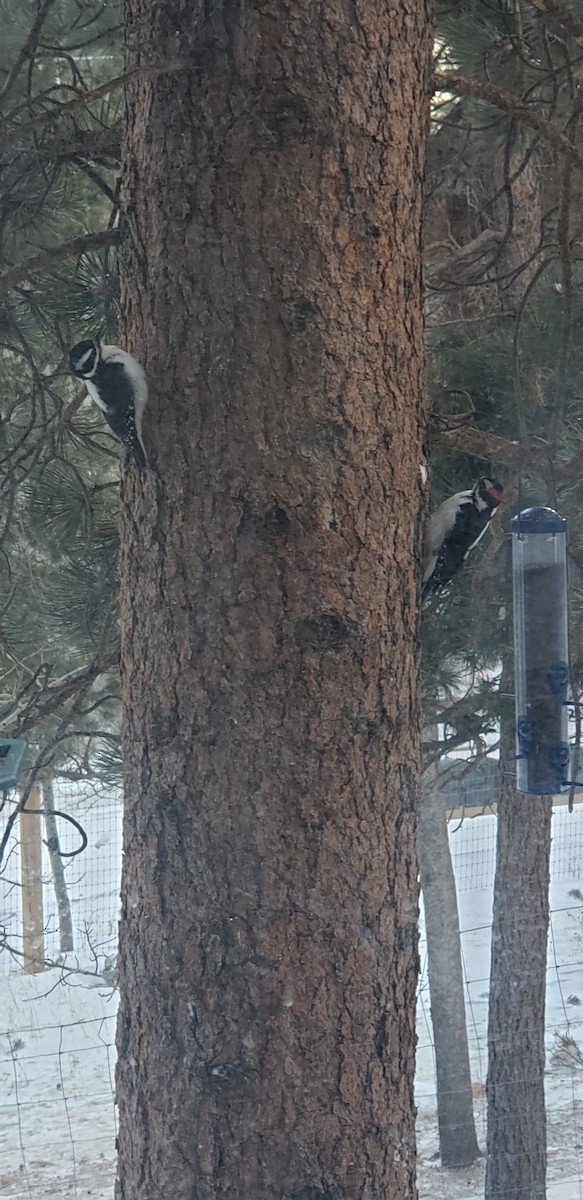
left=0, top=971, right=117, bottom=1199
left=0, top=785, right=120, bottom=1198
left=2, top=794, right=583, bottom=1196
left=417, top=807, right=583, bottom=1198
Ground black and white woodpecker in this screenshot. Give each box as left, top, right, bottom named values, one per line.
left=422, top=476, right=503, bottom=599
left=69, top=339, right=148, bottom=472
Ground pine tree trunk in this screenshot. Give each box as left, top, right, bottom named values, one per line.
left=418, top=745, right=480, bottom=1167
left=485, top=718, right=551, bottom=1200
left=115, top=2, right=433, bottom=1197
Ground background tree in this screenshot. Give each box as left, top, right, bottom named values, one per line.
left=423, top=0, right=583, bottom=1192
left=114, top=0, right=434, bottom=1197
left=418, top=734, right=481, bottom=1167
left=0, top=1, right=133, bottom=982
left=0, top=0, right=124, bottom=816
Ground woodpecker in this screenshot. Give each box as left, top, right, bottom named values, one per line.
left=69, top=338, right=148, bottom=472
left=422, top=476, right=503, bottom=598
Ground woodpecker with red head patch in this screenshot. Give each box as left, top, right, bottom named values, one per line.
left=422, top=476, right=503, bottom=599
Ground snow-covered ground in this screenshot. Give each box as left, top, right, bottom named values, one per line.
left=0, top=784, right=121, bottom=1198
left=417, top=807, right=583, bottom=1199
left=2, top=794, right=583, bottom=1197
left=0, top=972, right=117, bottom=1199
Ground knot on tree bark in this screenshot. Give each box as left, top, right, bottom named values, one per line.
left=294, top=612, right=362, bottom=653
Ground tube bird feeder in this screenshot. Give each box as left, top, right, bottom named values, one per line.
left=512, top=506, right=569, bottom=795
left=0, top=737, right=28, bottom=791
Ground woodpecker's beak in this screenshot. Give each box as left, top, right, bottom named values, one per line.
left=487, top=485, right=503, bottom=502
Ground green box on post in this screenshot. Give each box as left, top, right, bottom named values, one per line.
left=0, top=738, right=28, bottom=790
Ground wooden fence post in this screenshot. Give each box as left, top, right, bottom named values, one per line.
left=20, top=785, right=45, bottom=973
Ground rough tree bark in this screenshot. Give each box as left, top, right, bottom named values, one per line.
left=418, top=743, right=480, bottom=1167
left=485, top=717, right=552, bottom=1200
left=115, top=2, right=433, bottom=1197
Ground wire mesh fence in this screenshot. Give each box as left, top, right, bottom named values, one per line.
left=417, top=801, right=583, bottom=1199
left=0, top=1012, right=117, bottom=1200
left=2, top=777, right=583, bottom=1197
left=0, top=780, right=122, bottom=979
left=0, top=777, right=121, bottom=1198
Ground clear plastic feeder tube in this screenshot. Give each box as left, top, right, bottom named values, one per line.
left=512, top=507, right=569, bottom=795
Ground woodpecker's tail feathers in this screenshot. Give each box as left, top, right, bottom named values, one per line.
left=129, top=440, right=148, bottom=474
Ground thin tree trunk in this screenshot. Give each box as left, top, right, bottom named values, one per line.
left=43, top=776, right=74, bottom=954
left=115, top=1, right=433, bottom=1197
left=485, top=716, right=551, bottom=1200
left=418, top=740, right=480, bottom=1167
left=485, top=131, right=549, bottom=1195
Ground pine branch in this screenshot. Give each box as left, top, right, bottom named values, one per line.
left=72, top=157, right=118, bottom=205
left=434, top=425, right=528, bottom=468
left=525, top=0, right=583, bottom=49
left=428, top=229, right=506, bottom=283
left=2, top=123, right=121, bottom=171
left=2, top=650, right=119, bottom=737
left=422, top=730, right=487, bottom=767
left=434, top=73, right=583, bottom=173
left=436, top=424, right=583, bottom=489
left=0, top=0, right=56, bottom=101
left=470, top=512, right=511, bottom=591
left=429, top=690, right=501, bottom=730
left=0, top=229, right=118, bottom=295
left=39, top=26, right=121, bottom=57
left=4, top=58, right=189, bottom=134
left=558, top=443, right=583, bottom=482
left=0, top=663, right=115, bottom=871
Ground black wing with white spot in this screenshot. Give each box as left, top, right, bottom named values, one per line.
left=97, top=360, right=148, bottom=472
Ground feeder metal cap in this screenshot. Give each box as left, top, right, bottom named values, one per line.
left=511, top=506, right=566, bottom=534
